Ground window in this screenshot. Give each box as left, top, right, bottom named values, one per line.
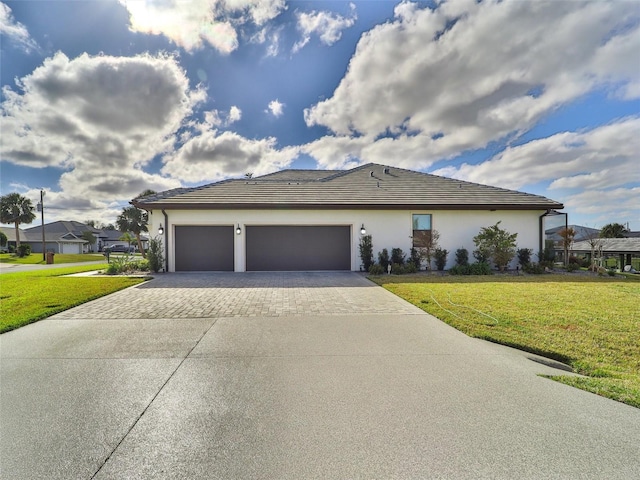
left=412, top=214, right=432, bottom=248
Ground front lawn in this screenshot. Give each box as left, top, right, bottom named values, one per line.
left=0, top=264, right=148, bottom=333
left=370, top=273, right=640, bottom=408
left=0, top=253, right=105, bottom=264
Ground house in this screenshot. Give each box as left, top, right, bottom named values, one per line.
left=0, top=226, right=32, bottom=251
left=22, top=221, right=99, bottom=254
left=572, top=237, right=640, bottom=271
left=133, top=163, right=564, bottom=272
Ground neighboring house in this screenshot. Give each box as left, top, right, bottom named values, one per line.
left=22, top=221, right=96, bottom=254
left=0, top=226, right=32, bottom=250
left=133, top=163, right=564, bottom=273
left=572, top=237, right=640, bottom=271
left=546, top=225, right=600, bottom=244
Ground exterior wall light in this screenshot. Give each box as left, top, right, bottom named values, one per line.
left=236, top=224, right=242, bottom=235
left=360, top=224, right=367, bottom=235
left=158, top=224, right=164, bottom=235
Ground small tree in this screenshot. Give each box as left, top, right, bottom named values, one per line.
left=455, top=248, right=469, bottom=266
left=378, top=248, right=390, bottom=270
left=410, top=247, right=421, bottom=269
left=0, top=231, right=7, bottom=249
left=517, top=248, right=532, bottom=266
left=119, top=232, right=136, bottom=248
left=417, top=229, right=440, bottom=270
left=82, top=231, right=97, bottom=253
left=584, top=226, right=602, bottom=271
left=0, top=193, right=36, bottom=248
left=558, top=227, right=576, bottom=266
left=147, top=237, right=164, bottom=272
left=391, top=247, right=406, bottom=265
left=358, top=235, right=374, bottom=271
left=473, top=221, right=517, bottom=271
left=434, top=248, right=448, bottom=271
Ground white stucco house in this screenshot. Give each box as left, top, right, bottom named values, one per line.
left=133, top=163, right=564, bottom=272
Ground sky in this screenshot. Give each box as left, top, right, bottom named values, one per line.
left=1, top=0, right=639, bottom=230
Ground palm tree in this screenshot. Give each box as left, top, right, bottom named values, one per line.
left=0, top=193, right=36, bottom=248
left=119, top=232, right=136, bottom=248
left=116, top=206, right=148, bottom=257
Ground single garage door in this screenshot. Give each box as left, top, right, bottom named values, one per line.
left=175, top=225, right=234, bottom=271
left=246, top=225, right=350, bottom=271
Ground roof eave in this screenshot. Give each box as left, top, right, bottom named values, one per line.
left=135, top=202, right=563, bottom=211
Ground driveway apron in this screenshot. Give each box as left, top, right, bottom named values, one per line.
left=1, top=272, right=639, bottom=479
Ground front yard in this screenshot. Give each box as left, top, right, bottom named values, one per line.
left=0, top=264, right=148, bottom=333
left=370, top=273, right=640, bottom=408
left=0, top=253, right=105, bottom=264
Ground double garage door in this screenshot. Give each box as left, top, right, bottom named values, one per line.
left=174, top=225, right=351, bottom=271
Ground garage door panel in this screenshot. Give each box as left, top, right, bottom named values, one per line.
left=175, top=226, right=234, bottom=271
left=246, top=226, right=350, bottom=271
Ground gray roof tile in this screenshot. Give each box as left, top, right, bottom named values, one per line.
left=134, top=163, right=563, bottom=210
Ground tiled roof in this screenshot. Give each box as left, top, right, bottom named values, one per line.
left=133, top=163, right=563, bottom=211
left=573, top=238, right=640, bottom=253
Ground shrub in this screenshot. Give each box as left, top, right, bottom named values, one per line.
left=568, top=255, right=589, bottom=268
left=405, top=261, right=418, bottom=274
left=565, top=262, right=579, bottom=272
left=434, top=248, right=448, bottom=271
left=449, top=262, right=491, bottom=276
left=473, top=221, right=517, bottom=271
left=17, top=244, right=31, bottom=257
left=473, top=249, right=489, bottom=263
left=523, top=263, right=546, bottom=274
left=368, top=264, right=384, bottom=275
left=517, top=248, right=532, bottom=266
left=147, top=237, right=164, bottom=273
left=607, top=268, right=616, bottom=277
left=105, top=263, right=119, bottom=275
left=391, top=247, right=406, bottom=265
left=455, top=248, right=469, bottom=266
left=8, top=245, right=15, bottom=253
left=359, top=235, right=374, bottom=272
left=538, top=240, right=556, bottom=267
left=469, top=262, right=491, bottom=275
left=410, top=248, right=421, bottom=270
left=378, top=249, right=390, bottom=270
left=391, top=263, right=405, bottom=275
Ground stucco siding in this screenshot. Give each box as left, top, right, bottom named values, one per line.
left=150, top=209, right=544, bottom=272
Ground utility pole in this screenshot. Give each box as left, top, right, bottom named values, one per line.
left=37, top=190, right=45, bottom=261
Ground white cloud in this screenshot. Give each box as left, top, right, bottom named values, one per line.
left=432, top=117, right=640, bottom=229
left=563, top=187, right=640, bottom=228
left=303, top=0, right=640, bottom=165
left=161, top=130, right=299, bottom=182
left=292, top=4, right=356, bottom=53
left=203, top=105, right=241, bottom=128
left=432, top=117, right=640, bottom=191
left=120, top=0, right=286, bottom=54
left=0, top=2, right=38, bottom=52
left=266, top=99, right=284, bottom=117
left=228, top=105, right=242, bottom=123
left=1, top=52, right=199, bottom=206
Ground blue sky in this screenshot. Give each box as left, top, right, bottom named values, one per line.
left=1, top=0, right=638, bottom=229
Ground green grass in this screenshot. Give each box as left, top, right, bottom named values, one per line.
left=0, top=253, right=105, bottom=264
left=0, top=264, right=147, bottom=333
left=369, top=273, right=640, bottom=408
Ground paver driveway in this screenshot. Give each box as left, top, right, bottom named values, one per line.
left=1, top=272, right=639, bottom=479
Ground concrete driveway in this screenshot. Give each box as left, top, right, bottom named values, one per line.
left=1, top=272, right=639, bottom=479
